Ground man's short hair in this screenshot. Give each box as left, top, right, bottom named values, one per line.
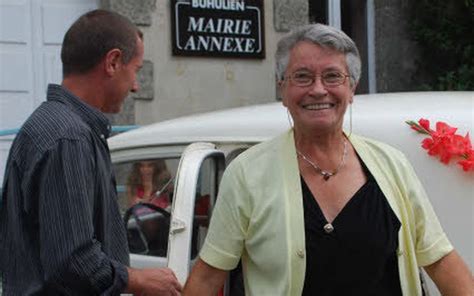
left=61, top=9, right=143, bottom=77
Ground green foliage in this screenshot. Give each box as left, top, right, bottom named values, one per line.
left=410, top=0, right=474, bottom=90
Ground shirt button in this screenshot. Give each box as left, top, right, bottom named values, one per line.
left=297, top=249, right=305, bottom=258
left=397, top=249, right=404, bottom=256
left=100, top=134, right=105, bottom=140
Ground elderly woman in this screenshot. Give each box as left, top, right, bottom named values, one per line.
left=183, top=24, right=471, bottom=295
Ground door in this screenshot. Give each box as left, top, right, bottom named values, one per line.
left=0, top=0, right=98, bottom=185
left=167, top=142, right=226, bottom=284
left=112, top=148, right=183, bottom=270
left=112, top=142, right=226, bottom=283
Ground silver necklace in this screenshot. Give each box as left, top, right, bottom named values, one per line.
left=296, top=139, right=348, bottom=181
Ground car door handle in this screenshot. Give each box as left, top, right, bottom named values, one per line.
left=170, top=218, right=186, bottom=235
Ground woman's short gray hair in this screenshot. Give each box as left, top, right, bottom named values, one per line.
left=275, top=23, right=361, bottom=87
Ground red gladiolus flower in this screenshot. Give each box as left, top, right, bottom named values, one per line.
left=407, top=119, right=473, bottom=172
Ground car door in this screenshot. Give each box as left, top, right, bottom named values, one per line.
left=167, top=142, right=226, bottom=284
left=112, top=142, right=239, bottom=293
left=112, top=146, right=184, bottom=270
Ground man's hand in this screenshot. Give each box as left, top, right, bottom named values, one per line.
left=126, top=267, right=183, bottom=295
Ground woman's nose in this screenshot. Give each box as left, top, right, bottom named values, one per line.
left=308, top=76, right=328, bottom=95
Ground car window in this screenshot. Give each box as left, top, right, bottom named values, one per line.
left=189, top=148, right=249, bottom=260
left=190, top=157, right=218, bottom=259
left=114, top=157, right=179, bottom=258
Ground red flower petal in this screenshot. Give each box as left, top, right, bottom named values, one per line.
left=449, top=134, right=472, bottom=156
left=434, top=121, right=457, bottom=137
left=421, top=138, right=434, bottom=151
left=458, top=153, right=474, bottom=171
left=418, top=118, right=431, bottom=131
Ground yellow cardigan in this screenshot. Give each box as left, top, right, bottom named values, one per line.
left=200, top=129, right=453, bottom=295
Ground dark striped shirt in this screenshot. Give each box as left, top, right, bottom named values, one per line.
left=0, top=84, right=129, bottom=295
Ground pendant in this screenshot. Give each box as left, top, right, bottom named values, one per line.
left=322, top=171, right=332, bottom=181
left=323, top=223, right=334, bottom=233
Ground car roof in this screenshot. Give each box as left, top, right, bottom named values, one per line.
left=108, top=91, right=473, bottom=152
left=109, top=100, right=288, bottom=151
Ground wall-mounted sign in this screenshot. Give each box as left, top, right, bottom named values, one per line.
left=171, top=0, right=265, bottom=59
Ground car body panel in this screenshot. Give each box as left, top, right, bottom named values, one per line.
left=109, top=91, right=473, bottom=294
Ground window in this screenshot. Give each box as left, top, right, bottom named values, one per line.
left=114, top=157, right=179, bottom=258
left=190, top=156, right=221, bottom=259
left=308, top=0, right=375, bottom=93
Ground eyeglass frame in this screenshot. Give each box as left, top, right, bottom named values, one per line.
left=283, top=70, right=350, bottom=88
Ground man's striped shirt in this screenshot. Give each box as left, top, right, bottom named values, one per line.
left=0, top=84, right=129, bottom=295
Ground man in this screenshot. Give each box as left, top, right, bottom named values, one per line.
left=0, top=10, right=182, bottom=295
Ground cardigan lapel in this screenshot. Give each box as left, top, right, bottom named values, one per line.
left=279, top=129, right=307, bottom=295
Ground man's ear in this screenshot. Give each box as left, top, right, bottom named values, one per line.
left=104, top=48, right=122, bottom=76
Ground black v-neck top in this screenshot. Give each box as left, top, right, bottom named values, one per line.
left=301, top=161, right=402, bottom=296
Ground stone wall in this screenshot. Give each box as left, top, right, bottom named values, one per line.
left=374, top=0, right=421, bottom=92
left=103, top=0, right=308, bottom=126
left=101, top=0, right=156, bottom=125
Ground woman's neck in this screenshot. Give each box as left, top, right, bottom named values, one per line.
left=294, top=127, right=345, bottom=153
left=141, top=180, right=154, bottom=193
left=293, top=127, right=348, bottom=171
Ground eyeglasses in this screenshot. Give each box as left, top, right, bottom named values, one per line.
left=285, top=71, right=350, bottom=87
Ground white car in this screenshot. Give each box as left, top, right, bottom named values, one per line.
left=109, top=91, right=473, bottom=295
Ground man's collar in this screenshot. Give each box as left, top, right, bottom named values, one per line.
left=46, top=84, right=111, bottom=139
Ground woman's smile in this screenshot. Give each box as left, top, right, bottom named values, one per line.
left=301, top=102, right=336, bottom=110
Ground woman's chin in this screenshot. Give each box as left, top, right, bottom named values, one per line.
left=297, top=117, right=341, bottom=132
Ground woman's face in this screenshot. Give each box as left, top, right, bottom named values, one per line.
left=280, top=41, right=356, bottom=134
left=139, top=161, right=155, bottom=180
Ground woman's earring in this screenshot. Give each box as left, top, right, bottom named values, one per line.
left=348, top=103, right=353, bottom=138
left=286, top=109, right=294, bottom=128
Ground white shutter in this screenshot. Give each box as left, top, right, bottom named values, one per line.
left=0, top=0, right=98, bottom=185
